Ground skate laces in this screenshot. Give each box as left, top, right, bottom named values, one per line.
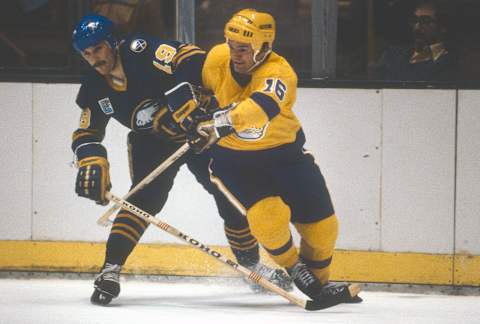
left=99, top=263, right=121, bottom=282
left=289, top=262, right=316, bottom=286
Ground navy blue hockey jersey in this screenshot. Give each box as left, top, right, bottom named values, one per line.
left=72, top=34, right=205, bottom=153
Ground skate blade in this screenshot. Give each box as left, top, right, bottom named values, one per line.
left=348, top=283, right=362, bottom=297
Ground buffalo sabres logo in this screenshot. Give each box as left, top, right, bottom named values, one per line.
left=130, top=39, right=147, bottom=53
left=86, top=21, right=99, bottom=32
left=132, top=99, right=160, bottom=131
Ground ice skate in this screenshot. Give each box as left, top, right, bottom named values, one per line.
left=90, top=263, right=122, bottom=305
left=287, top=262, right=361, bottom=306
left=246, top=262, right=293, bottom=293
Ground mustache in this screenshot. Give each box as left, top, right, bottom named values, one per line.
left=93, top=61, right=106, bottom=68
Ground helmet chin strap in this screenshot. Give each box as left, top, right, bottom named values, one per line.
left=225, top=38, right=271, bottom=73
left=109, top=42, right=120, bottom=70
left=109, top=45, right=123, bottom=77
left=246, top=47, right=271, bottom=73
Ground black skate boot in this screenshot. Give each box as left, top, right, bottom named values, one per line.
left=287, top=262, right=361, bottom=307
left=90, top=263, right=122, bottom=305
left=246, top=262, right=293, bottom=293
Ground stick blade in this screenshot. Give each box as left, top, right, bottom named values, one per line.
left=96, top=218, right=113, bottom=227
left=348, top=283, right=362, bottom=297
left=304, top=283, right=363, bottom=311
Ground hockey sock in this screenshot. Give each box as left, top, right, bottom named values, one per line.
left=224, top=224, right=259, bottom=267
left=105, top=210, right=148, bottom=265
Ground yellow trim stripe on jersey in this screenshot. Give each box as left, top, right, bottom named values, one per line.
left=208, top=162, right=247, bottom=216
left=79, top=108, right=91, bottom=129
left=174, top=49, right=206, bottom=67
left=106, top=75, right=128, bottom=92
left=173, top=44, right=206, bottom=67
left=72, top=128, right=104, bottom=143
left=0, top=241, right=479, bottom=286
left=153, top=60, right=172, bottom=74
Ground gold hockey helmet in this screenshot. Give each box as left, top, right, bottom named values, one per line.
left=224, top=9, right=276, bottom=54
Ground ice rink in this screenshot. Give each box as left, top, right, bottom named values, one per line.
left=0, top=277, right=479, bottom=324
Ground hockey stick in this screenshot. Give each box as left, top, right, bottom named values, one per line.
left=97, top=142, right=190, bottom=226
left=105, top=192, right=361, bottom=311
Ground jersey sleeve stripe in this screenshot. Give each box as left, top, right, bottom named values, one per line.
left=173, top=47, right=206, bottom=67
left=71, top=129, right=105, bottom=152
left=174, top=50, right=206, bottom=67
left=177, top=44, right=204, bottom=53
left=72, top=129, right=102, bottom=142
left=250, top=92, right=281, bottom=120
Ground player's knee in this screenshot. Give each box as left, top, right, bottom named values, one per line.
left=247, top=197, right=298, bottom=267
left=246, top=196, right=291, bottom=247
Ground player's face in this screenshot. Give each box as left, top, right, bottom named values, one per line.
left=81, top=41, right=115, bottom=75
left=227, top=40, right=255, bottom=74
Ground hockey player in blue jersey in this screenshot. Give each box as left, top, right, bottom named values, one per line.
left=71, top=14, right=291, bottom=305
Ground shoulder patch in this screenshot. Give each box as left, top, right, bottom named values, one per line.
left=130, top=39, right=148, bottom=53
left=98, top=97, right=114, bottom=115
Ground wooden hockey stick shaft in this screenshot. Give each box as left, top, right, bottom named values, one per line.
left=105, top=192, right=362, bottom=310
left=97, top=143, right=190, bottom=226
left=105, top=191, right=314, bottom=309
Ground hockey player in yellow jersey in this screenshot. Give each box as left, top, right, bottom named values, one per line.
left=175, top=9, right=362, bottom=307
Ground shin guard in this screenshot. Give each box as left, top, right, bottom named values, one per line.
left=294, top=214, right=338, bottom=284
left=247, top=197, right=298, bottom=268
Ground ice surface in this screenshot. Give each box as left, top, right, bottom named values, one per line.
left=0, top=278, right=479, bottom=324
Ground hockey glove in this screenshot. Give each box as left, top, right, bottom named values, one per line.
left=193, top=86, right=219, bottom=112
left=165, top=82, right=219, bottom=131
left=187, top=109, right=235, bottom=154
left=75, top=143, right=111, bottom=205
left=151, top=106, right=187, bottom=143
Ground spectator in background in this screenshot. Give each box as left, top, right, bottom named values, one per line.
left=91, top=0, right=174, bottom=38
left=371, top=0, right=456, bottom=81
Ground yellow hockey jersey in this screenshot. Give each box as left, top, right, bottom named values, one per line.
left=202, top=43, right=301, bottom=151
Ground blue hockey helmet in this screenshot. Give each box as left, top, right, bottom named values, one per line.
left=72, top=14, right=117, bottom=53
